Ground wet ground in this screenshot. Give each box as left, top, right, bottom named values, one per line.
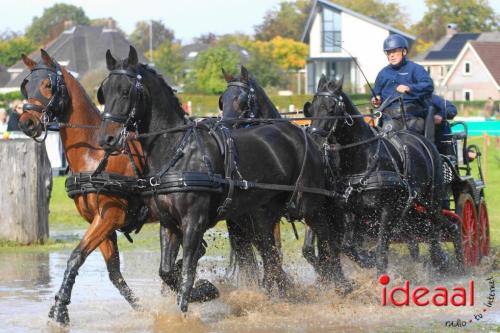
left=0, top=238, right=498, bottom=333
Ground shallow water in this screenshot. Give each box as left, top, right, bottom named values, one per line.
left=0, top=248, right=498, bottom=333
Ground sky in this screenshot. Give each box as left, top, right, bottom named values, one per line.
left=1, top=0, right=499, bottom=44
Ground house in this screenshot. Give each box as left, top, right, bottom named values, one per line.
left=441, top=41, right=500, bottom=101
left=414, top=24, right=500, bottom=92
left=0, top=24, right=152, bottom=93
left=301, top=0, right=415, bottom=94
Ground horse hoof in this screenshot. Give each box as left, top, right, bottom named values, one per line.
left=48, top=304, right=69, bottom=327
left=189, top=279, right=220, bottom=302
left=177, top=295, right=189, bottom=312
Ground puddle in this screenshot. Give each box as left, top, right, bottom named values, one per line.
left=0, top=247, right=498, bottom=332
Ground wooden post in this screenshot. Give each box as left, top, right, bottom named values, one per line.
left=0, top=139, right=52, bottom=244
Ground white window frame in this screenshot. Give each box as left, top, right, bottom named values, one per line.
left=463, top=61, right=471, bottom=75
left=463, top=89, right=473, bottom=101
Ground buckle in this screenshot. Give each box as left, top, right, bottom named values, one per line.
left=137, top=178, right=147, bottom=189
left=241, top=180, right=249, bottom=190
left=149, top=177, right=160, bottom=187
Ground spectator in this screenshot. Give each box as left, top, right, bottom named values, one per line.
left=430, top=95, right=457, bottom=155
left=0, top=108, right=8, bottom=132
left=6, top=100, right=23, bottom=131
left=484, top=97, right=494, bottom=119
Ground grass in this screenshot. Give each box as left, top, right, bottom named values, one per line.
left=0, top=135, right=498, bottom=254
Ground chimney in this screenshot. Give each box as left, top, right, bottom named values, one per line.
left=446, top=23, right=458, bottom=37
left=106, top=18, right=116, bottom=30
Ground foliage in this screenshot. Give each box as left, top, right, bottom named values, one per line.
left=89, top=17, right=125, bottom=34
left=254, top=1, right=312, bottom=41
left=184, top=47, right=240, bottom=94
left=0, top=37, right=36, bottom=67
left=129, top=20, right=175, bottom=54
left=26, top=3, right=90, bottom=44
left=152, top=40, right=184, bottom=83
left=333, top=0, right=410, bottom=32
left=414, top=0, right=499, bottom=43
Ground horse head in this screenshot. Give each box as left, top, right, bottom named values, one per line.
left=304, top=75, right=347, bottom=142
left=219, top=66, right=280, bottom=120
left=98, top=46, right=151, bottom=152
left=18, top=50, right=69, bottom=140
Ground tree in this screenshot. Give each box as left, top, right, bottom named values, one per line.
left=0, top=37, right=36, bottom=67
left=26, top=3, right=90, bottom=44
left=241, top=37, right=308, bottom=88
left=184, top=47, right=240, bottom=94
left=333, top=0, right=409, bottom=32
left=129, top=20, right=175, bottom=54
left=152, top=40, right=184, bottom=83
left=254, top=1, right=312, bottom=41
left=414, top=0, right=499, bottom=43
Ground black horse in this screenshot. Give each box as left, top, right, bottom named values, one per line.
left=304, top=76, right=463, bottom=276
left=220, top=68, right=375, bottom=272
left=98, top=47, right=351, bottom=312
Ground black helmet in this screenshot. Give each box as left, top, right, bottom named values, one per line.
left=383, top=34, right=408, bottom=52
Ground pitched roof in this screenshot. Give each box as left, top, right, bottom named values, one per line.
left=0, top=66, right=9, bottom=87
left=415, top=33, right=480, bottom=62
left=442, top=41, right=500, bottom=88
left=470, top=41, right=500, bottom=86
left=3, top=25, right=172, bottom=88
left=181, top=43, right=250, bottom=64
left=301, top=0, right=415, bottom=43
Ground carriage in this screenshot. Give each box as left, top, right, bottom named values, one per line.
left=441, top=121, right=489, bottom=267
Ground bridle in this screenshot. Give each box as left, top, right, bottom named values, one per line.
left=98, top=67, right=149, bottom=148
left=307, top=90, right=352, bottom=144
left=21, top=62, right=68, bottom=142
left=226, top=80, right=257, bottom=119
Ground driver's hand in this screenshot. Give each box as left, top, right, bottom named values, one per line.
left=371, top=95, right=382, bottom=108
left=396, top=84, right=410, bottom=94
left=434, top=114, right=443, bottom=124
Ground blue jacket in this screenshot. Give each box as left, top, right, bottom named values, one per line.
left=430, top=94, right=457, bottom=120
left=374, top=59, right=434, bottom=110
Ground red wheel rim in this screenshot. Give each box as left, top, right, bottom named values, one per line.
left=462, top=198, right=479, bottom=266
left=479, top=202, right=490, bottom=257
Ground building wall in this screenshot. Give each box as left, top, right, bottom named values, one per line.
left=307, top=7, right=390, bottom=93
left=443, top=47, right=500, bottom=101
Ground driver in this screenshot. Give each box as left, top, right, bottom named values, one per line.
left=371, top=34, right=434, bottom=133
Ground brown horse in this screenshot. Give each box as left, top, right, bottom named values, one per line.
left=18, top=50, right=146, bottom=326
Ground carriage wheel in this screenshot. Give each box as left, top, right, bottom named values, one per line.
left=456, top=193, right=479, bottom=267
left=478, top=198, right=490, bottom=258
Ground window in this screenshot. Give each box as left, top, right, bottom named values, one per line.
left=322, top=8, right=341, bottom=52
left=464, top=62, right=471, bottom=75
left=464, top=90, right=473, bottom=101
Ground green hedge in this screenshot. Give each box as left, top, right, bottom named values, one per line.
left=178, top=93, right=373, bottom=116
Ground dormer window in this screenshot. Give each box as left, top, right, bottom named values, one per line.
left=322, top=8, right=341, bottom=52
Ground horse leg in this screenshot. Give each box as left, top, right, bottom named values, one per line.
left=99, top=232, right=141, bottom=310
left=49, top=212, right=120, bottom=326
left=226, top=217, right=259, bottom=286
left=375, top=206, right=393, bottom=276
left=302, top=223, right=320, bottom=274
left=251, top=208, right=290, bottom=297
left=177, top=209, right=218, bottom=312
left=427, top=212, right=450, bottom=272
left=159, top=225, right=181, bottom=294
left=342, top=212, right=376, bottom=269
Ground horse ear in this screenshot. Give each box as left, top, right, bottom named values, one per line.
left=128, top=45, right=138, bottom=66
left=21, top=54, right=36, bottom=69
left=222, top=67, right=233, bottom=82
left=240, top=65, right=249, bottom=83
left=317, top=74, right=327, bottom=91
left=106, top=49, right=117, bottom=70
left=336, top=75, right=344, bottom=91
left=40, top=49, right=55, bottom=68
left=303, top=101, right=312, bottom=118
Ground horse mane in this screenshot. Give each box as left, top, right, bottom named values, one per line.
left=138, top=63, right=187, bottom=117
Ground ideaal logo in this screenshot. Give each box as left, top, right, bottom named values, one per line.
left=378, top=274, right=496, bottom=327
